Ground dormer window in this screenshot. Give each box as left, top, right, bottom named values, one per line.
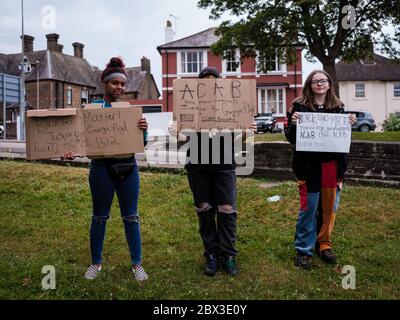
left=19, top=56, right=32, bottom=73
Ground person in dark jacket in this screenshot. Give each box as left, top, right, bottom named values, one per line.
left=169, top=66, right=256, bottom=276
left=285, top=69, right=356, bottom=270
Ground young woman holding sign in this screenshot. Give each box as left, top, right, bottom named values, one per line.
left=63, top=57, right=149, bottom=281
left=169, top=66, right=257, bottom=277
left=285, top=70, right=356, bottom=270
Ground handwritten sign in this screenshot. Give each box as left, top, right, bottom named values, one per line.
left=173, top=79, right=256, bottom=131
left=26, top=105, right=144, bottom=160
left=296, top=112, right=351, bottom=153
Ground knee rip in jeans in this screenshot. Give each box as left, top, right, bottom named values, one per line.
left=92, top=215, right=110, bottom=224
left=195, top=202, right=212, bottom=213
left=122, top=214, right=140, bottom=223
left=217, top=205, right=235, bottom=214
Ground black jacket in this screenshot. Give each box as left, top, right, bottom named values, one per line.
left=285, top=101, right=348, bottom=181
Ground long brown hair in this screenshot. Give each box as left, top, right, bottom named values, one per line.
left=294, top=69, right=343, bottom=110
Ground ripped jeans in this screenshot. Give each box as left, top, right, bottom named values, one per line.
left=186, top=165, right=238, bottom=258
left=89, top=157, right=142, bottom=265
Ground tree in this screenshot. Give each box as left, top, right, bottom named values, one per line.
left=197, top=0, right=400, bottom=95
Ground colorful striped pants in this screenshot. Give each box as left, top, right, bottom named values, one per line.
left=294, top=161, right=342, bottom=256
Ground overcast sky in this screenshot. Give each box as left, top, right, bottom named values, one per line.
left=0, top=0, right=321, bottom=92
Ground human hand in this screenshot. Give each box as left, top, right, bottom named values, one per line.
left=138, top=117, right=148, bottom=130
left=168, top=121, right=177, bottom=136
left=291, top=112, right=299, bottom=124
left=61, top=151, right=77, bottom=161
left=349, top=113, right=357, bottom=125
left=248, top=122, right=257, bottom=135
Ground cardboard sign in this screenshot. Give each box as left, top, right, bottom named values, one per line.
left=296, top=112, right=351, bottom=153
left=26, top=103, right=144, bottom=160
left=173, top=79, right=256, bottom=131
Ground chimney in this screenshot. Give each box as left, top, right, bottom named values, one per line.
left=73, top=42, right=84, bottom=58
left=21, top=35, right=34, bottom=53
left=141, top=57, right=151, bottom=73
left=46, top=33, right=59, bottom=51
left=57, top=44, right=64, bottom=53
left=165, top=20, right=174, bottom=43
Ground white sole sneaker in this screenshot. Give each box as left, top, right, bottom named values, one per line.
left=132, top=266, right=148, bottom=281
left=85, top=265, right=102, bottom=280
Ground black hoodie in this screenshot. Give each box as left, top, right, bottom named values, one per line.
left=285, top=101, right=348, bottom=181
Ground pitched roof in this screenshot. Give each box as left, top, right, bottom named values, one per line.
left=0, top=50, right=155, bottom=95
left=157, top=28, right=218, bottom=52
left=157, top=27, right=306, bottom=54
left=0, top=50, right=96, bottom=87
left=336, top=54, right=400, bottom=81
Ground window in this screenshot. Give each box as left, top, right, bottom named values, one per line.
left=81, top=88, right=88, bottom=105
left=257, top=50, right=282, bottom=73
left=355, top=83, right=365, bottom=98
left=67, top=88, right=72, bottom=105
left=180, top=51, right=204, bottom=74
left=394, top=83, right=400, bottom=97
left=20, top=56, right=32, bottom=73
left=224, top=50, right=240, bottom=73
left=258, top=88, right=285, bottom=115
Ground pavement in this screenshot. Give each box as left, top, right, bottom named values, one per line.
left=0, top=139, right=186, bottom=169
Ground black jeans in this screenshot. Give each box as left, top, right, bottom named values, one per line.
left=185, top=164, right=238, bottom=258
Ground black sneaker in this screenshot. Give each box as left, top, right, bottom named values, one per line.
left=223, top=256, right=239, bottom=276
left=294, top=254, right=311, bottom=270
left=204, top=255, right=218, bottom=276
left=319, top=249, right=337, bottom=264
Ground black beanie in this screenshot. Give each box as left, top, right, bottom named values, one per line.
left=198, top=66, right=220, bottom=79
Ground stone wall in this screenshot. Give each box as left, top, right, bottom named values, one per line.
left=253, top=141, right=400, bottom=188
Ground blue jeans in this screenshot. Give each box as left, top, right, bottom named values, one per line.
left=89, top=157, right=142, bottom=265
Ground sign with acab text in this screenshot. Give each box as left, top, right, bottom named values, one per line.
left=296, top=112, right=352, bottom=153
left=26, top=103, right=144, bottom=160
left=173, top=79, right=257, bottom=131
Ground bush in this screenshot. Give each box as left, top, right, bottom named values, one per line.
left=383, top=113, right=400, bottom=131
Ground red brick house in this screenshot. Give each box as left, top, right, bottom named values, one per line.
left=157, top=26, right=304, bottom=127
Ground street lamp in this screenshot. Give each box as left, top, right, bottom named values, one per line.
left=32, top=61, right=40, bottom=109
left=20, top=0, right=26, bottom=141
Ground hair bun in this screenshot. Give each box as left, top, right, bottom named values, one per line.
left=107, top=57, right=125, bottom=68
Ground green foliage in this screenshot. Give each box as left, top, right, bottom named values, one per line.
left=1, top=161, right=400, bottom=299
left=383, top=113, right=400, bottom=131
left=198, top=0, right=400, bottom=78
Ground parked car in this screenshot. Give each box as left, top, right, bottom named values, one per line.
left=0, top=125, right=3, bottom=138
left=344, top=111, right=376, bottom=132
left=283, top=117, right=289, bottom=134
left=255, top=113, right=277, bottom=133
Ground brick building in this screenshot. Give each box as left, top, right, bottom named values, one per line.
left=157, top=25, right=304, bottom=126
left=0, top=34, right=160, bottom=137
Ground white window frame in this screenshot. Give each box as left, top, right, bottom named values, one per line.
left=355, top=83, right=366, bottom=98
left=394, top=83, right=400, bottom=98
left=256, top=50, right=287, bottom=75
left=177, top=50, right=207, bottom=76
left=257, top=87, right=286, bottom=116
left=67, top=87, right=72, bottom=105
left=81, top=88, right=88, bottom=104
left=222, top=49, right=241, bottom=75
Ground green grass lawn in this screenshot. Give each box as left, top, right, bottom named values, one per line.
left=0, top=160, right=399, bottom=300
left=254, top=131, right=400, bottom=142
